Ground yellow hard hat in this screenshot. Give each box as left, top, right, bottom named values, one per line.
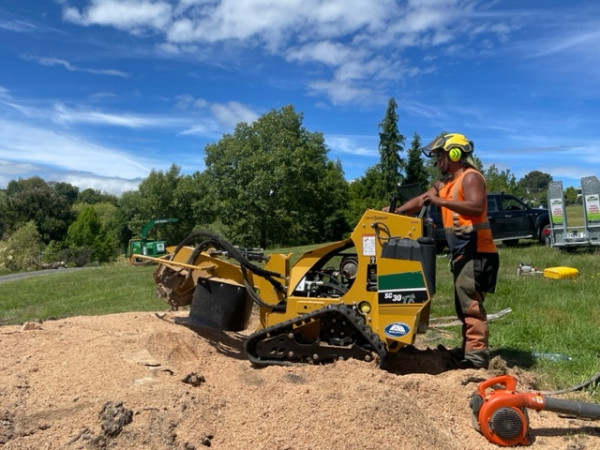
left=422, top=133, right=477, bottom=166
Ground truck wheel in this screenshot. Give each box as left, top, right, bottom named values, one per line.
left=540, top=224, right=551, bottom=246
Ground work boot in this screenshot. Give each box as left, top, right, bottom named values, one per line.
left=458, top=350, right=489, bottom=369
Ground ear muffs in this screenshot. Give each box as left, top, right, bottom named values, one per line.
left=448, top=147, right=462, bottom=162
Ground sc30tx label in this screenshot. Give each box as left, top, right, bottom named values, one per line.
left=378, top=290, right=427, bottom=304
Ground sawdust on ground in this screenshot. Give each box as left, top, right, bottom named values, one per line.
left=1, top=309, right=598, bottom=450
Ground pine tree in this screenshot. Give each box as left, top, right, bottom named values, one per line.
left=404, top=133, right=429, bottom=191
left=377, top=98, right=405, bottom=198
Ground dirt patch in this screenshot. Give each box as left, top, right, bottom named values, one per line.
left=0, top=310, right=598, bottom=449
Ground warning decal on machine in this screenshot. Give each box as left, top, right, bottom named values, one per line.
left=362, top=234, right=376, bottom=256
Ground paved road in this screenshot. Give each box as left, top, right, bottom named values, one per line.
left=0, top=267, right=96, bottom=284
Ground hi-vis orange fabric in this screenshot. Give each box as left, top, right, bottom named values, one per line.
left=438, top=168, right=497, bottom=254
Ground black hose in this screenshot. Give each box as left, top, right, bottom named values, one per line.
left=543, top=371, right=600, bottom=396
left=372, top=221, right=392, bottom=246
left=172, top=230, right=287, bottom=310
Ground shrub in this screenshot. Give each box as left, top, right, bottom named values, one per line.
left=0, top=221, right=42, bottom=271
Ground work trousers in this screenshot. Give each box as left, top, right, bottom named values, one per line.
left=451, top=256, right=489, bottom=357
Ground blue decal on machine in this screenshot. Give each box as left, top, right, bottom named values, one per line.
left=384, top=322, right=411, bottom=338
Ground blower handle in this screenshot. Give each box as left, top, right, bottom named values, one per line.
left=544, top=396, right=600, bottom=420
left=475, top=374, right=518, bottom=397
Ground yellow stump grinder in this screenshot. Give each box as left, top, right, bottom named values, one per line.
left=134, top=208, right=437, bottom=367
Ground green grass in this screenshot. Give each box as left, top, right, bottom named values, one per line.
left=0, top=262, right=163, bottom=325
left=1, top=242, right=598, bottom=401
left=566, top=203, right=586, bottom=227
left=431, top=242, right=600, bottom=400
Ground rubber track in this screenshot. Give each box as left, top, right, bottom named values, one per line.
left=244, top=304, right=388, bottom=367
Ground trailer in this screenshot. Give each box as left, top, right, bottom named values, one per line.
left=547, top=176, right=600, bottom=250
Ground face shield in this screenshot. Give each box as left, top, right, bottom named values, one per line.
left=421, top=135, right=448, bottom=158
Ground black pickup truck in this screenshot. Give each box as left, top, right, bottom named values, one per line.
left=428, top=193, right=550, bottom=251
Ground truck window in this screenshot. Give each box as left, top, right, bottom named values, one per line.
left=501, top=196, right=524, bottom=211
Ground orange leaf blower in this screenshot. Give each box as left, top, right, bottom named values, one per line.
left=470, top=374, right=600, bottom=447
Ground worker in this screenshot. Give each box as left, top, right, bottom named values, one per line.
left=389, top=133, right=499, bottom=369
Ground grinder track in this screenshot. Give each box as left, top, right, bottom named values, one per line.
left=244, top=304, right=388, bottom=367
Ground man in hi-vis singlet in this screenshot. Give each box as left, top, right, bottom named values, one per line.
left=393, top=133, right=499, bottom=369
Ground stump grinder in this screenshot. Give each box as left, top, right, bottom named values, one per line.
left=132, top=208, right=437, bottom=367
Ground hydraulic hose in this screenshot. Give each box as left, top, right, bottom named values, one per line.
left=173, top=230, right=287, bottom=310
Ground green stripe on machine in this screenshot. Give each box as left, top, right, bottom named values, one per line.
left=378, top=272, right=425, bottom=290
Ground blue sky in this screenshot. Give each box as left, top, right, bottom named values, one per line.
left=1, top=1, right=599, bottom=196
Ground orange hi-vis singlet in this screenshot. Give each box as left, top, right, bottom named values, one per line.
left=438, top=168, right=497, bottom=255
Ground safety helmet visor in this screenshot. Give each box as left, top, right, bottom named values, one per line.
left=421, top=136, right=447, bottom=158
left=421, top=133, right=473, bottom=158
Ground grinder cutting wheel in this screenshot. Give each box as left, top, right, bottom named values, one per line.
left=470, top=374, right=600, bottom=446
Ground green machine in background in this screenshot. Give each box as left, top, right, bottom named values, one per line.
left=127, top=218, right=178, bottom=262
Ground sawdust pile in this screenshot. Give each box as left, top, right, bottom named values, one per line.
left=1, top=310, right=598, bottom=449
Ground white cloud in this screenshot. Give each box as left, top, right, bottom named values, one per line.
left=0, top=119, right=151, bottom=179
left=527, top=25, right=600, bottom=58
left=60, top=173, right=141, bottom=195
left=22, top=54, right=130, bottom=78
left=287, top=41, right=354, bottom=67
left=57, top=0, right=528, bottom=105
left=0, top=159, right=142, bottom=195
left=210, top=102, right=259, bottom=128
left=0, top=18, right=37, bottom=32
left=180, top=120, right=221, bottom=138
left=309, top=79, right=376, bottom=105
left=175, top=94, right=208, bottom=110
left=63, top=0, right=172, bottom=32
left=51, top=103, right=190, bottom=128
left=326, top=135, right=377, bottom=157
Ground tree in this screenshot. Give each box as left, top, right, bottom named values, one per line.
left=346, top=166, right=385, bottom=226
left=67, top=206, right=116, bottom=263
left=5, top=177, right=75, bottom=243
left=0, top=190, right=7, bottom=238
left=518, top=171, right=553, bottom=206
left=378, top=98, right=405, bottom=199
left=73, top=201, right=125, bottom=253
left=204, top=105, right=347, bottom=247
left=77, top=188, right=118, bottom=205
left=320, top=160, right=351, bottom=241
left=564, top=186, right=581, bottom=206
left=483, top=165, right=521, bottom=196
left=171, top=171, right=220, bottom=242
left=49, top=181, right=79, bottom=206
left=136, top=164, right=181, bottom=220
left=404, top=133, right=428, bottom=191
left=119, top=164, right=183, bottom=245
